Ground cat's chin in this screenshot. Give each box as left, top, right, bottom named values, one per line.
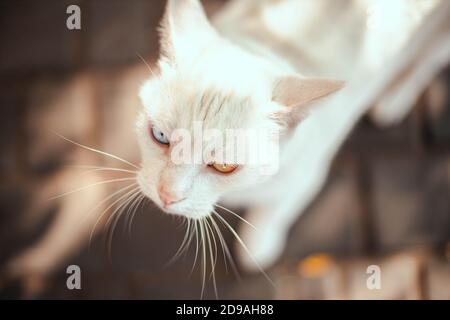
left=157, top=204, right=212, bottom=220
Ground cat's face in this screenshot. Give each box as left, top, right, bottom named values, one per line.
left=136, top=64, right=280, bottom=219
left=136, top=0, right=344, bottom=219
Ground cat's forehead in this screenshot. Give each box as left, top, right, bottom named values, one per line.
left=142, top=77, right=262, bottom=133
left=182, top=89, right=254, bottom=129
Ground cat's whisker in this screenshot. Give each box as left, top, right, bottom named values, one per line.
left=214, top=204, right=257, bottom=231
left=106, top=189, right=142, bottom=260
left=175, top=217, right=187, bottom=230
left=136, top=52, right=156, bottom=78
left=199, top=219, right=207, bottom=300
left=204, top=218, right=218, bottom=299
left=184, top=219, right=196, bottom=257
left=123, top=193, right=141, bottom=234
left=186, top=221, right=196, bottom=256
left=136, top=52, right=174, bottom=97
left=209, top=215, right=228, bottom=273
left=190, top=221, right=200, bottom=277
left=126, top=194, right=146, bottom=237
left=209, top=215, right=241, bottom=281
left=166, top=218, right=192, bottom=267
left=213, top=210, right=275, bottom=288
left=123, top=192, right=143, bottom=232
left=66, top=165, right=137, bottom=175
left=49, top=178, right=136, bottom=201
left=84, top=183, right=137, bottom=253
left=105, top=191, right=142, bottom=259
left=103, top=187, right=140, bottom=240
left=204, top=218, right=218, bottom=278
left=89, top=185, right=139, bottom=246
left=178, top=219, right=193, bottom=259
left=75, top=168, right=136, bottom=179
left=83, top=183, right=137, bottom=226
left=53, top=132, right=140, bottom=170
left=130, top=195, right=151, bottom=232
left=79, top=169, right=134, bottom=178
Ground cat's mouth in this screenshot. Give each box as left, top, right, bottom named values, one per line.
left=157, top=200, right=188, bottom=216
left=137, top=174, right=212, bottom=219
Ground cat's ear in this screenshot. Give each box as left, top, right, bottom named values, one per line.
left=271, top=76, right=345, bottom=127
left=159, top=0, right=217, bottom=63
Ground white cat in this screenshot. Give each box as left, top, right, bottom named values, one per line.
left=136, top=0, right=344, bottom=273
left=137, top=0, right=450, bottom=272
left=136, top=3, right=343, bottom=216
left=4, top=0, right=450, bottom=296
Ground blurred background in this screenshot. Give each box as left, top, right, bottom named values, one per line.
left=0, top=0, right=449, bottom=299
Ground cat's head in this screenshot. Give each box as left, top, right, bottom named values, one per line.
left=136, top=0, right=343, bottom=219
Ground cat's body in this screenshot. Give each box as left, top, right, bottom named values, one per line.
left=4, top=0, right=450, bottom=295
left=142, top=0, right=446, bottom=270
left=209, top=0, right=448, bottom=269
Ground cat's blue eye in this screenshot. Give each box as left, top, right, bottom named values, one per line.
left=151, top=126, right=170, bottom=146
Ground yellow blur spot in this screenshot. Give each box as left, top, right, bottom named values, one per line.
left=297, top=254, right=333, bottom=279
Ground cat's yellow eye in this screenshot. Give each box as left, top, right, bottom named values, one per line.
left=210, top=163, right=238, bottom=174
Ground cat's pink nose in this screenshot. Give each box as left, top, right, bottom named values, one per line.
left=158, top=186, right=184, bottom=208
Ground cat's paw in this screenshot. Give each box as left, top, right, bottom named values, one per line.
left=236, top=210, right=287, bottom=272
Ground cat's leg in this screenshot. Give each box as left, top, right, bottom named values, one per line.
left=369, top=66, right=425, bottom=127
left=237, top=159, right=330, bottom=271
left=369, top=51, right=448, bottom=127
left=368, top=5, right=450, bottom=127
left=2, top=169, right=109, bottom=297
left=235, top=202, right=286, bottom=272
